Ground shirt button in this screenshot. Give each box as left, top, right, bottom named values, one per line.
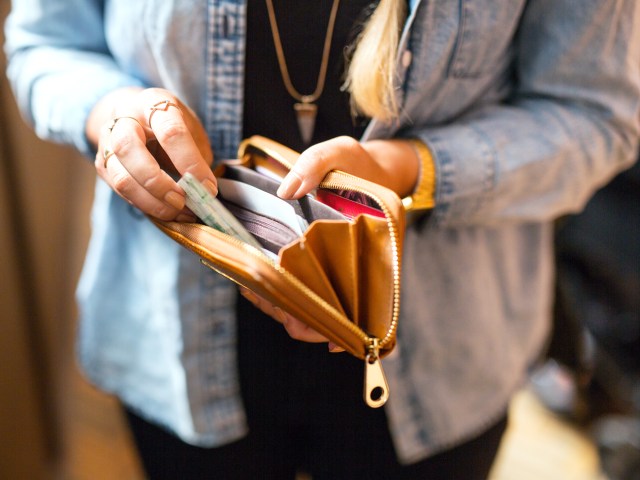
left=402, top=50, right=412, bottom=68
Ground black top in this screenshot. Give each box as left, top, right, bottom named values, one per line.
left=243, top=0, right=373, bottom=152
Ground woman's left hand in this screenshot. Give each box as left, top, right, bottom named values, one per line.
left=242, top=136, right=420, bottom=350
left=276, top=135, right=419, bottom=200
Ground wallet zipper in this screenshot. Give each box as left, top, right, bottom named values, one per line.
left=320, top=176, right=399, bottom=409
left=319, top=174, right=401, bottom=353
left=365, top=338, right=390, bottom=408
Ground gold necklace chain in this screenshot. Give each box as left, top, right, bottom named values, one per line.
left=265, top=0, right=341, bottom=104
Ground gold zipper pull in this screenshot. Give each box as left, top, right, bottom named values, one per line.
left=364, top=339, right=390, bottom=408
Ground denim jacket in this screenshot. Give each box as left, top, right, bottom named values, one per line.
left=6, top=0, right=640, bottom=463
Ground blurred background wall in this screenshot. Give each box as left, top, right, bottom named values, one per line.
left=0, top=0, right=91, bottom=476
left=0, top=1, right=140, bottom=478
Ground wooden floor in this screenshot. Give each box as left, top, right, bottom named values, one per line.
left=490, top=389, right=604, bottom=480
left=57, top=365, right=606, bottom=480
left=58, top=369, right=144, bottom=480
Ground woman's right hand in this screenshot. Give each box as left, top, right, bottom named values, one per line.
left=86, top=86, right=216, bottom=221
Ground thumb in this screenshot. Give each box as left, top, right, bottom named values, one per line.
left=276, top=149, right=329, bottom=199
left=276, top=138, right=348, bottom=199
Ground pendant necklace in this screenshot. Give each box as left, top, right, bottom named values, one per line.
left=265, top=0, right=341, bottom=146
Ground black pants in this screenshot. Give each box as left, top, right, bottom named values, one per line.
left=126, top=296, right=508, bottom=479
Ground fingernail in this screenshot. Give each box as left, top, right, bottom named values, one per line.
left=328, top=342, right=345, bottom=353
left=164, top=191, right=185, bottom=210
left=203, top=178, right=218, bottom=197
left=277, top=172, right=302, bottom=199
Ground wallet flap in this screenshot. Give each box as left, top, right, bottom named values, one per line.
left=277, top=230, right=347, bottom=317
left=279, top=215, right=395, bottom=341
left=280, top=220, right=361, bottom=324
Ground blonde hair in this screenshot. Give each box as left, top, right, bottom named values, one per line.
left=344, top=0, right=408, bottom=121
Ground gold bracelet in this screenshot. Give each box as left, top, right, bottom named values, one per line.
left=402, top=138, right=435, bottom=214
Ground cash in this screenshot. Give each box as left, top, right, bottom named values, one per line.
left=178, top=173, right=263, bottom=250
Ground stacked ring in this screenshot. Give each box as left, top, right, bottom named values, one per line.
left=103, top=148, right=116, bottom=168
left=102, top=116, right=144, bottom=169
left=148, top=100, right=183, bottom=129
left=102, top=148, right=115, bottom=169
left=108, top=116, right=143, bottom=132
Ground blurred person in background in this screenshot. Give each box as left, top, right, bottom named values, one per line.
left=531, top=157, right=640, bottom=480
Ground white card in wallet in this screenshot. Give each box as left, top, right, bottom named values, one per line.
left=217, top=178, right=309, bottom=235
left=178, top=173, right=263, bottom=249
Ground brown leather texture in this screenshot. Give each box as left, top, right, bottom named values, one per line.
left=152, top=136, right=405, bottom=360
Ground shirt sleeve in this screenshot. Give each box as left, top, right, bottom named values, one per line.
left=417, top=0, right=640, bottom=227
left=4, top=0, right=145, bottom=156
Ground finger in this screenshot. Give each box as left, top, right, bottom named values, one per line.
left=328, top=342, right=346, bottom=353
left=281, top=315, right=329, bottom=343
left=143, top=93, right=217, bottom=196
left=95, top=121, right=123, bottom=177
left=97, top=149, right=183, bottom=220
left=108, top=117, right=187, bottom=214
left=277, top=136, right=363, bottom=199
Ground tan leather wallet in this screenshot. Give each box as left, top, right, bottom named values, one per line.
left=151, top=136, right=405, bottom=407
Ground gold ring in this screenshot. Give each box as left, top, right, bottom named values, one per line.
left=103, top=148, right=115, bottom=168
left=148, top=100, right=183, bottom=129
left=108, top=116, right=143, bottom=133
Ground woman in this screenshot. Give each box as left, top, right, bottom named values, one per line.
left=5, top=0, right=640, bottom=478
